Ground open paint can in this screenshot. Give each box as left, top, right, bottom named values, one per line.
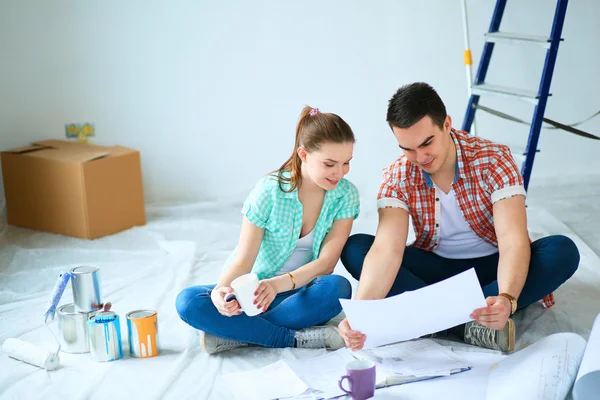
left=57, top=303, right=96, bottom=353
left=87, top=311, right=123, bottom=361
left=126, top=310, right=159, bottom=358
left=70, top=266, right=102, bottom=312
left=87, top=311, right=123, bottom=362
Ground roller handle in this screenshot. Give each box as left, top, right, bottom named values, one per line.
left=44, top=272, right=72, bottom=322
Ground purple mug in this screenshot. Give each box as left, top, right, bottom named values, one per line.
left=338, top=359, right=376, bottom=400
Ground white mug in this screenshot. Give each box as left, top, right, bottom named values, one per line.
left=223, top=273, right=263, bottom=317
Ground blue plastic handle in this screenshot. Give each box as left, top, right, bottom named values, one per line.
left=44, top=272, right=72, bottom=322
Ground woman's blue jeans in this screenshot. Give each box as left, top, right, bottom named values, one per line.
left=175, top=274, right=352, bottom=347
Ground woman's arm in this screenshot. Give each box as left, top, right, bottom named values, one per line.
left=211, top=216, right=265, bottom=317
left=268, top=217, right=354, bottom=293
left=216, top=216, right=265, bottom=288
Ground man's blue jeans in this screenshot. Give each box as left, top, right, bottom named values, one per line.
left=175, top=275, right=352, bottom=347
left=340, top=234, right=579, bottom=310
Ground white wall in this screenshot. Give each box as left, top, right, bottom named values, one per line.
left=1, top=0, right=598, bottom=204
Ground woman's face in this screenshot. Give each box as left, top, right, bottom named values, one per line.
left=299, top=141, right=354, bottom=190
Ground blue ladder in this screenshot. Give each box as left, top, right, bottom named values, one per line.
left=461, top=0, right=569, bottom=191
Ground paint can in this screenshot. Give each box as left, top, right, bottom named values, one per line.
left=87, top=311, right=123, bottom=362
left=70, top=266, right=103, bottom=312
left=57, top=303, right=96, bottom=353
left=126, top=310, right=159, bottom=358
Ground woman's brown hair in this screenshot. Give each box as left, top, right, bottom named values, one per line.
left=273, top=106, right=355, bottom=192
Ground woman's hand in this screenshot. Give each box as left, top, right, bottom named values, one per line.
left=210, top=286, right=242, bottom=317
left=254, top=279, right=278, bottom=311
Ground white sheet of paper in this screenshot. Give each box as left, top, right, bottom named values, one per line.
left=340, top=268, right=487, bottom=349
left=374, top=351, right=504, bottom=399
left=361, top=339, right=470, bottom=378
left=574, top=312, right=600, bottom=400
left=284, top=348, right=357, bottom=399
left=221, top=360, right=309, bottom=400
left=486, top=332, right=586, bottom=400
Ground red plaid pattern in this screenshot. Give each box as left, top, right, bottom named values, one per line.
left=541, top=293, right=556, bottom=308
left=376, top=129, right=556, bottom=309
left=377, top=129, right=525, bottom=249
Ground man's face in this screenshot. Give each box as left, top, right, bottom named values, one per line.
left=392, top=115, right=452, bottom=175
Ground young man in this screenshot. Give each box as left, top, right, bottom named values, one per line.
left=339, top=82, right=580, bottom=352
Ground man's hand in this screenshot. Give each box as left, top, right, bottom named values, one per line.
left=471, top=295, right=511, bottom=330
left=338, top=318, right=366, bottom=351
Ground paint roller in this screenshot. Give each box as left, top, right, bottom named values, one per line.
left=1, top=272, right=72, bottom=370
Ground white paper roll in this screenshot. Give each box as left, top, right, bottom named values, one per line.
left=2, top=338, right=59, bottom=370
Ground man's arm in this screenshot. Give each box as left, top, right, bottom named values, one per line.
left=471, top=195, right=530, bottom=330
left=355, top=207, right=410, bottom=299
left=339, top=207, right=410, bottom=350
left=494, top=195, right=530, bottom=299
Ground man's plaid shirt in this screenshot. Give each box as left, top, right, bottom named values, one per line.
left=376, top=129, right=526, bottom=250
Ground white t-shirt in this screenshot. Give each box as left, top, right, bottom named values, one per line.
left=432, top=186, right=498, bottom=259
left=276, top=230, right=315, bottom=275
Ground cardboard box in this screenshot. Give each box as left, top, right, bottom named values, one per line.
left=1, top=140, right=146, bottom=239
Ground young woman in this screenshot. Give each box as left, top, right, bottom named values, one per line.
left=176, top=106, right=360, bottom=354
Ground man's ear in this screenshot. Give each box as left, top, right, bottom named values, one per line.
left=444, top=115, right=453, bottom=133
left=297, top=146, right=307, bottom=162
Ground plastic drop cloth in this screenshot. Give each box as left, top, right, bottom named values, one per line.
left=0, top=187, right=598, bottom=400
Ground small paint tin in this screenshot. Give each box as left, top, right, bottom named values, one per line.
left=126, top=310, right=159, bottom=358
left=70, top=266, right=103, bottom=312
left=57, top=303, right=96, bottom=353
left=87, top=311, right=123, bottom=362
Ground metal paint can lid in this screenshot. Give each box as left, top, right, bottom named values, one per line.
left=71, top=266, right=99, bottom=274
left=126, top=310, right=157, bottom=320
left=58, top=303, right=97, bottom=316
left=90, top=311, right=117, bottom=323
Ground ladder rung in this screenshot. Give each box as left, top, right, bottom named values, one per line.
left=485, top=32, right=555, bottom=48
left=471, top=84, right=543, bottom=104
left=512, top=153, right=525, bottom=169
left=509, top=147, right=539, bottom=163
left=510, top=149, right=527, bottom=170
left=507, top=145, right=526, bottom=158
left=511, top=152, right=526, bottom=162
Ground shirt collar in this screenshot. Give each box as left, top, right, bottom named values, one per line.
left=274, top=171, right=347, bottom=200
left=419, top=129, right=468, bottom=188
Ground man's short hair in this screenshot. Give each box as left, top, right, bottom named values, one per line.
left=386, top=82, right=447, bottom=130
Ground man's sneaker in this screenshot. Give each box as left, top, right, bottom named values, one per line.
left=463, top=318, right=515, bottom=353
left=294, top=326, right=345, bottom=350
left=199, top=331, right=248, bottom=355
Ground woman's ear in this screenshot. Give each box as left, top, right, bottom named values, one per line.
left=297, top=147, right=307, bottom=162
